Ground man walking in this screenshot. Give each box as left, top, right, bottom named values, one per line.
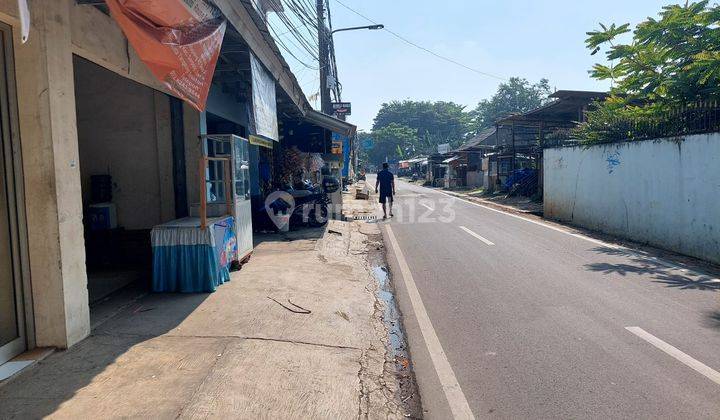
left=375, top=162, right=395, bottom=219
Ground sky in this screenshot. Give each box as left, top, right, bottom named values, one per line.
left=280, top=0, right=671, bottom=131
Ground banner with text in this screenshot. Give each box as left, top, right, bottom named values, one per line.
left=105, top=0, right=226, bottom=111
left=250, top=53, right=279, bottom=141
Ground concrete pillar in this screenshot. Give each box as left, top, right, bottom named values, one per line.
left=183, top=103, right=202, bottom=214
left=15, top=0, right=89, bottom=348
left=154, top=92, right=175, bottom=222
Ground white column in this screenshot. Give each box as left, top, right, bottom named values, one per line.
left=15, top=0, right=89, bottom=348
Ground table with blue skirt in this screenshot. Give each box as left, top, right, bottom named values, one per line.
left=150, top=216, right=238, bottom=293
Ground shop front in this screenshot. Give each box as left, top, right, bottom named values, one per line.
left=0, top=20, right=29, bottom=366
left=0, top=0, right=315, bottom=371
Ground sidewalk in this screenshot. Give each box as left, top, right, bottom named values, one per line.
left=0, top=197, right=414, bottom=419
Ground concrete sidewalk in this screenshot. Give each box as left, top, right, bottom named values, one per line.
left=0, top=201, right=412, bottom=418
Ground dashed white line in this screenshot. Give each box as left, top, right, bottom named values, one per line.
left=459, top=226, right=495, bottom=246
left=626, top=326, right=720, bottom=385
left=437, top=190, right=617, bottom=248
left=385, top=225, right=476, bottom=419
left=429, top=188, right=719, bottom=281
left=420, top=202, right=434, bottom=211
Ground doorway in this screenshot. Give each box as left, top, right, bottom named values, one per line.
left=73, top=56, right=175, bottom=305
left=0, top=22, right=28, bottom=365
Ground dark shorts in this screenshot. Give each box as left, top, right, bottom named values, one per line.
left=379, top=192, right=393, bottom=204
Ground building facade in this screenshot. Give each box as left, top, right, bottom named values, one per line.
left=0, top=0, right=353, bottom=366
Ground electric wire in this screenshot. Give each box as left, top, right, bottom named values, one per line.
left=332, top=0, right=507, bottom=81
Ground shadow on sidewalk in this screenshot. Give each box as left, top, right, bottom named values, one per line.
left=0, top=289, right=210, bottom=418
left=253, top=226, right=326, bottom=246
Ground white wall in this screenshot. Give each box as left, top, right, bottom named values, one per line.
left=75, top=57, right=174, bottom=230
left=544, top=134, right=720, bottom=264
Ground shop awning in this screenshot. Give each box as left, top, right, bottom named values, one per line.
left=442, top=156, right=460, bottom=164
left=304, top=110, right=357, bottom=137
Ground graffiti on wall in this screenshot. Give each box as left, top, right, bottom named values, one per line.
left=605, top=150, right=621, bottom=174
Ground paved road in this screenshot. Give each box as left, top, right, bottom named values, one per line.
left=370, top=176, right=720, bottom=419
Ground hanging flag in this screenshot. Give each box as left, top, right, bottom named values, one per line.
left=105, top=0, right=227, bottom=111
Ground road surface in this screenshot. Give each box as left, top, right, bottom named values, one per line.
left=369, top=175, right=720, bottom=419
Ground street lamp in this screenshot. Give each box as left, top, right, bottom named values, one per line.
left=331, top=24, right=384, bottom=35
left=318, top=23, right=384, bottom=114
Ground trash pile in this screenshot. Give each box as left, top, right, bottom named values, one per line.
left=354, top=180, right=371, bottom=200
left=504, top=168, right=538, bottom=197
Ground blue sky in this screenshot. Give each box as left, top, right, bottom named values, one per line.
left=282, top=1, right=670, bottom=131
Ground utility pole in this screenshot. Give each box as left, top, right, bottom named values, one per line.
left=317, top=0, right=331, bottom=115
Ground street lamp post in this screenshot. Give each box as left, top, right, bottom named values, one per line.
left=325, top=24, right=384, bottom=116
left=331, top=24, right=384, bottom=35
left=316, top=0, right=383, bottom=115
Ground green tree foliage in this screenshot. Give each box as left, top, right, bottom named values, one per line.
left=576, top=1, right=720, bottom=143
left=372, top=100, right=471, bottom=152
left=364, top=123, right=418, bottom=166
left=586, top=1, right=720, bottom=104
left=470, top=77, right=552, bottom=132
left=363, top=79, right=551, bottom=165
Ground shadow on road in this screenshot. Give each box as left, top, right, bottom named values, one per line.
left=585, top=247, right=720, bottom=292
left=703, top=311, right=720, bottom=329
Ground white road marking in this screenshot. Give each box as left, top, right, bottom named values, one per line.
left=436, top=189, right=617, bottom=248
left=626, top=327, right=720, bottom=386
left=385, top=225, right=476, bottom=420
left=428, top=187, right=719, bottom=282
left=420, top=202, right=434, bottom=211
left=459, top=226, right=495, bottom=246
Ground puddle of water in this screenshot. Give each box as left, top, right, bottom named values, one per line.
left=371, top=266, right=417, bottom=395
left=371, top=265, right=423, bottom=416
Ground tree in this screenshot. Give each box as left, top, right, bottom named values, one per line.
left=372, top=100, right=471, bottom=151
left=470, top=77, right=552, bottom=132
left=573, top=1, right=720, bottom=144
left=586, top=1, right=720, bottom=104
left=365, top=123, right=418, bottom=166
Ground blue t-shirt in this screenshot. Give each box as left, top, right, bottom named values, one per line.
left=377, top=169, right=394, bottom=195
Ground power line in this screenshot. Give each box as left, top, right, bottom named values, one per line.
left=256, top=1, right=320, bottom=70
left=325, top=0, right=341, bottom=101
left=332, top=0, right=506, bottom=81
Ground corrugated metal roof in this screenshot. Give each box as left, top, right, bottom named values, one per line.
left=304, top=110, right=357, bottom=137
left=456, top=127, right=497, bottom=151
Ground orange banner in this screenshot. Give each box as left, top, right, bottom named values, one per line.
left=105, top=0, right=227, bottom=111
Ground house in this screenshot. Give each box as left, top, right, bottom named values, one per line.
left=444, top=128, right=499, bottom=189
left=0, top=0, right=354, bottom=368
left=491, top=90, right=607, bottom=193
left=434, top=90, right=606, bottom=193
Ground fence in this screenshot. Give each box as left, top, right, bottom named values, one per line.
left=544, top=101, right=720, bottom=147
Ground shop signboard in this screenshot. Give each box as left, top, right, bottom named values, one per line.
left=331, top=137, right=343, bottom=154
left=249, top=135, right=274, bottom=149
left=331, top=102, right=351, bottom=116
left=332, top=133, right=351, bottom=177
left=437, top=143, right=450, bottom=154
left=105, top=0, right=227, bottom=111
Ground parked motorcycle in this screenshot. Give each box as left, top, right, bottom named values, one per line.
left=259, top=181, right=331, bottom=230
left=290, top=181, right=330, bottom=228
